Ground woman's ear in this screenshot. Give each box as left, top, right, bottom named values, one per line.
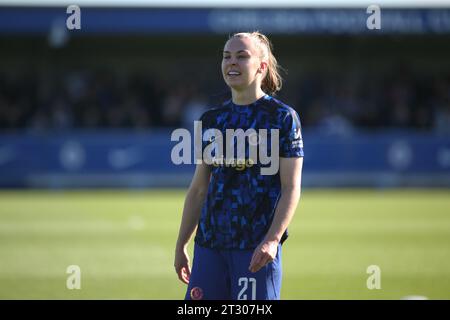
left=259, top=61, right=268, bottom=74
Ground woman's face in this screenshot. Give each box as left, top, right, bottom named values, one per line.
left=222, top=36, right=266, bottom=93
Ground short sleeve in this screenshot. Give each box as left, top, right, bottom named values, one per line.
left=279, top=109, right=304, bottom=158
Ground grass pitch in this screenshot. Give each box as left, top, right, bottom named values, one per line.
left=0, top=189, right=449, bottom=299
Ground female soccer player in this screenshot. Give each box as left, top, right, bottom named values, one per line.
left=174, top=31, right=304, bottom=300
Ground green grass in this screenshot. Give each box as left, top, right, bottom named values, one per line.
left=0, top=189, right=449, bottom=299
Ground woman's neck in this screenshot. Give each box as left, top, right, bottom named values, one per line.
left=231, top=88, right=266, bottom=106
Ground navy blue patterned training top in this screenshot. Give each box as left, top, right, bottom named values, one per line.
left=194, top=94, right=304, bottom=250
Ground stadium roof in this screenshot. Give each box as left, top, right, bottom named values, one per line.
left=0, top=0, right=449, bottom=8
left=1, top=2, right=449, bottom=34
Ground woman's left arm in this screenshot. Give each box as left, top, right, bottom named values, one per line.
left=248, top=157, right=303, bottom=273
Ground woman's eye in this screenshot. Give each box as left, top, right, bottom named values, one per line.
left=223, top=55, right=247, bottom=60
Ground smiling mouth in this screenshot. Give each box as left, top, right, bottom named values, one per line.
left=227, top=71, right=241, bottom=76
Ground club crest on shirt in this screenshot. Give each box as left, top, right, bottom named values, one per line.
left=190, top=287, right=204, bottom=300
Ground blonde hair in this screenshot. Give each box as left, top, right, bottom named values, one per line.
left=229, top=31, right=283, bottom=95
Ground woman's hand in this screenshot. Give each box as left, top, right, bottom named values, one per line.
left=174, top=246, right=191, bottom=284
left=248, top=240, right=279, bottom=273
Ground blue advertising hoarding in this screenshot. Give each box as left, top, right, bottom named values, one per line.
left=0, top=130, right=449, bottom=188
left=0, top=7, right=450, bottom=34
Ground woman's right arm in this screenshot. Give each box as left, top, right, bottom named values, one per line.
left=174, top=163, right=211, bottom=284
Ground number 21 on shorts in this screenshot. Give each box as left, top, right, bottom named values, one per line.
left=237, top=277, right=256, bottom=300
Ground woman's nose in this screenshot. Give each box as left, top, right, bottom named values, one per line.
left=228, top=56, right=237, bottom=65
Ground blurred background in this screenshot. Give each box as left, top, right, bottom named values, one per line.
left=0, top=0, right=449, bottom=300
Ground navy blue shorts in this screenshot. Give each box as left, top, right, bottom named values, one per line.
left=185, top=243, right=282, bottom=300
